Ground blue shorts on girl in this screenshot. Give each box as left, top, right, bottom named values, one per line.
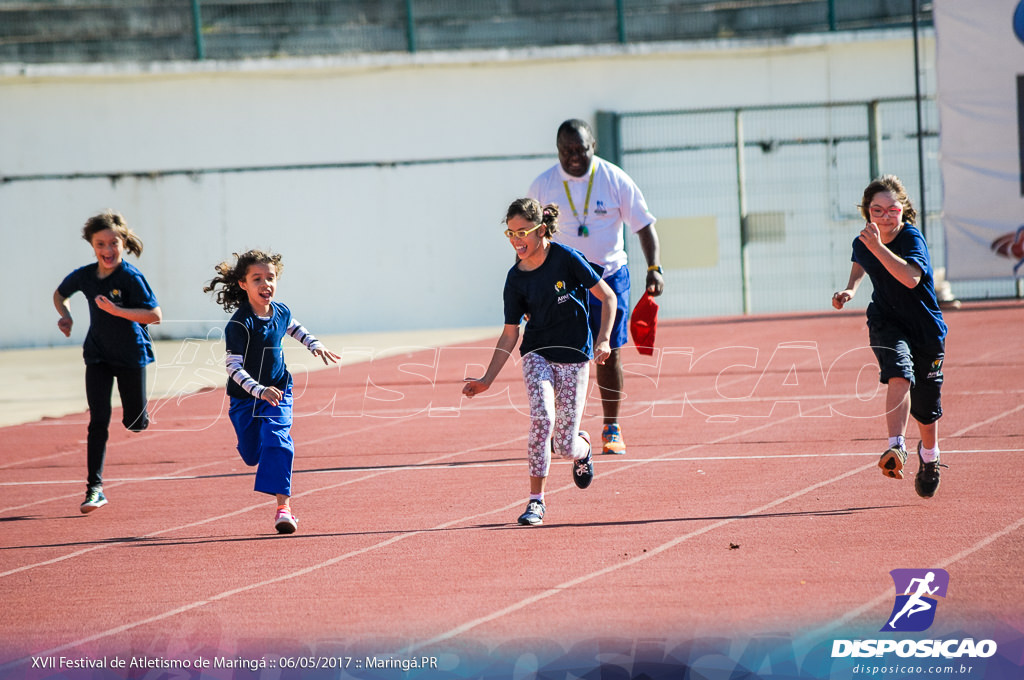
left=224, top=300, right=322, bottom=497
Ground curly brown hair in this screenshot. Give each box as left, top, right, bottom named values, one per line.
left=203, top=249, right=284, bottom=312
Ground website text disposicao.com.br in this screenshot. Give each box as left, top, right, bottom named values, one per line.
left=850, top=662, right=979, bottom=676
left=836, top=637, right=997, bottom=676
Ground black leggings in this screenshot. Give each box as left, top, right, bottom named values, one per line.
left=85, top=362, right=149, bottom=488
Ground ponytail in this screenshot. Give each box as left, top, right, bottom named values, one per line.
left=82, top=210, right=144, bottom=256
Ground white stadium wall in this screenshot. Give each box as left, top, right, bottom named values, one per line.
left=1, top=31, right=933, bottom=349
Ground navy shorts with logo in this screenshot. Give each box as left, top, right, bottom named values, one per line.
left=867, top=319, right=944, bottom=425
left=588, top=265, right=630, bottom=350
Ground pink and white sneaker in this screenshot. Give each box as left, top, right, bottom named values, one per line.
left=274, top=505, right=298, bottom=534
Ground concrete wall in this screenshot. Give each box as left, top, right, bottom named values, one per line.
left=0, top=30, right=935, bottom=349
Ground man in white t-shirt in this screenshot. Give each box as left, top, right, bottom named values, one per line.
left=528, top=118, right=664, bottom=455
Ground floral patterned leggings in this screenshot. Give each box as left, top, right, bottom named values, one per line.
left=522, top=352, right=591, bottom=478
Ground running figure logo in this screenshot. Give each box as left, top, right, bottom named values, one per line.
left=882, top=569, right=950, bottom=632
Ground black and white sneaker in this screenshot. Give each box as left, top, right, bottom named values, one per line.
left=517, top=499, right=545, bottom=526
left=572, top=431, right=594, bottom=489
left=914, top=442, right=947, bottom=499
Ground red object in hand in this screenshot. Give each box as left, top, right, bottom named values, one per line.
left=630, top=291, right=659, bottom=356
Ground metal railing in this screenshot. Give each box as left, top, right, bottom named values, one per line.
left=605, top=97, right=1021, bottom=318
left=0, top=0, right=933, bottom=64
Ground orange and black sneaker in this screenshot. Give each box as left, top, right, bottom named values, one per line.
left=601, top=423, right=626, bottom=455
left=878, top=445, right=908, bottom=479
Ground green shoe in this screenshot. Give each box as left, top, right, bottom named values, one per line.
left=80, top=486, right=107, bottom=513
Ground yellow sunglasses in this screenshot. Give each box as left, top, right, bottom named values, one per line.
left=504, top=223, right=543, bottom=239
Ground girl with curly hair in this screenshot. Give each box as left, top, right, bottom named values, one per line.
left=205, top=250, right=339, bottom=533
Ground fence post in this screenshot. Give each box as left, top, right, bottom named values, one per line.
left=912, top=0, right=927, bottom=239
left=405, top=0, right=417, bottom=53
left=735, top=110, right=751, bottom=315
left=191, top=0, right=205, bottom=60
left=868, top=100, right=881, bottom=180
left=827, top=0, right=836, bottom=31
left=616, top=0, right=627, bottom=43
left=595, top=111, right=621, bottom=166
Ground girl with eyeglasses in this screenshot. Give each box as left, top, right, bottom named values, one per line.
left=832, top=175, right=948, bottom=499
left=463, top=198, right=616, bottom=526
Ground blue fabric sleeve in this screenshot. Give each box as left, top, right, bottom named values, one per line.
left=126, top=269, right=159, bottom=309
left=503, top=273, right=525, bottom=326
left=567, top=248, right=602, bottom=290
left=57, top=268, right=82, bottom=298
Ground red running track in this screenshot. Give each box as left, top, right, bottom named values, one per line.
left=1, top=302, right=1022, bottom=676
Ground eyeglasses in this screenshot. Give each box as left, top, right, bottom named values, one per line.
left=504, top=223, right=543, bottom=239
left=868, top=204, right=903, bottom=219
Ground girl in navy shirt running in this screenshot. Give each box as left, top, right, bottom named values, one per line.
left=204, top=250, right=339, bottom=534
left=464, top=199, right=616, bottom=526
left=54, top=211, right=162, bottom=513
left=832, top=175, right=948, bottom=498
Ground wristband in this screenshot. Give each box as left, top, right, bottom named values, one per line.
left=647, top=265, right=663, bottom=274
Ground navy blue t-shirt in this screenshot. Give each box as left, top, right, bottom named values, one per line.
left=503, top=242, right=602, bottom=363
left=224, top=301, right=294, bottom=400
left=57, top=260, right=159, bottom=367
left=851, top=223, right=947, bottom=351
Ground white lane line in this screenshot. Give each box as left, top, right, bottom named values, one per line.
left=789, top=402, right=1024, bottom=646
left=0, top=405, right=440, bottom=513
left=795, top=513, right=1024, bottom=647
left=399, top=399, right=1024, bottom=652
left=401, top=460, right=880, bottom=654
left=4, top=374, right=1020, bottom=668
left=0, top=436, right=525, bottom=580
left=5, top=448, right=1021, bottom=489
left=0, top=460, right=224, bottom=514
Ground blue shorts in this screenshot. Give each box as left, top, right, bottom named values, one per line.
left=588, top=265, right=630, bottom=350
left=868, top=319, right=944, bottom=425
left=228, top=384, right=295, bottom=497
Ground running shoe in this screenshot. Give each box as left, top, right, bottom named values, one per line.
left=274, top=505, right=298, bottom=534
left=914, top=442, right=947, bottom=499
left=572, top=431, right=594, bottom=489
left=602, top=423, right=626, bottom=455
left=80, top=486, right=107, bottom=513
left=878, top=444, right=908, bottom=479
left=517, top=499, right=545, bottom=526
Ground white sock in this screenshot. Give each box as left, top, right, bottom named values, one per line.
left=529, top=493, right=544, bottom=502
left=919, top=445, right=939, bottom=463
left=888, top=435, right=905, bottom=449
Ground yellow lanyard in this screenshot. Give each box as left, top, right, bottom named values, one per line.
left=563, top=165, right=595, bottom=236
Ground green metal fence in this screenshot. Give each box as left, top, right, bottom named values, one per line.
left=0, top=0, right=933, bottom=64
left=602, top=98, right=1020, bottom=319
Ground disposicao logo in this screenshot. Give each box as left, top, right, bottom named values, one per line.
left=881, top=568, right=948, bottom=632
left=831, top=568, right=998, bottom=660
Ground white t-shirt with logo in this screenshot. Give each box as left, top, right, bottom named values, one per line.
left=527, top=156, right=655, bottom=277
